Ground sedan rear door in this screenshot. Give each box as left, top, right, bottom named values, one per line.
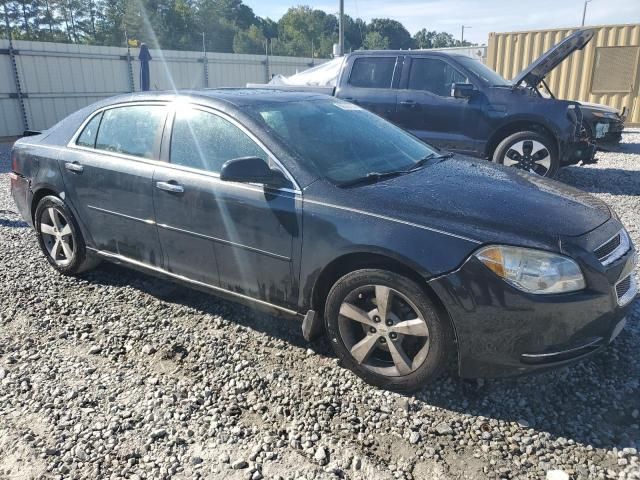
left=61, top=103, right=167, bottom=266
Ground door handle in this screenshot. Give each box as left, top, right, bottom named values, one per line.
left=400, top=100, right=418, bottom=109
left=64, top=161, right=84, bottom=173
left=156, top=181, right=184, bottom=193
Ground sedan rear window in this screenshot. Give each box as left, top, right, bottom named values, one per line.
left=95, top=105, right=166, bottom=159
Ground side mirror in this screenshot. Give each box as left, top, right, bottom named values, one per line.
left=452, top=83, right=477, bottom=99
left=220, top=156, right=287, bottom=187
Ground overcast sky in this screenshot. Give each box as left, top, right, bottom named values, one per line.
left=245, top=0, right=640, bottom=45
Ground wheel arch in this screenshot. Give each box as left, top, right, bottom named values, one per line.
left=30, top=185, right=93, bottom=247
left=485, top=120, right=558, bottom=159
left=310, top=251, right=459, bottom=363
left=30, top=185, right=60, bottom=224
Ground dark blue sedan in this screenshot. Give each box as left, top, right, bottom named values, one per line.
left=9, top=90, right=636, bottom=391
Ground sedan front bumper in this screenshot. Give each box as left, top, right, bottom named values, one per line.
left=428, top=247, right=636, bottom=378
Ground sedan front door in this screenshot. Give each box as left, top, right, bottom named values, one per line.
left=153, top=105, right=301, bottom=309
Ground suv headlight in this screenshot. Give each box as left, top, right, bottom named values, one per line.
left=474, top=245, right=585, bottom=294
left=592, top=111, right=619, bottom=120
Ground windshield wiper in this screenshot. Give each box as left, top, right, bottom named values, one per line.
left=409, top=152, right=454, bottom=171
left=337, top=152, right=454, bottom=188
left=336, top=170, right=405, bottom=188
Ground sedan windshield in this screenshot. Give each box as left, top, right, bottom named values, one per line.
left=247, top=99, right=438, bottom=184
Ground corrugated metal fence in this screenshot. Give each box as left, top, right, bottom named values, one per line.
left=488, top=24, right=640, bottom=126
left=0, top=40, right=322, bottom=138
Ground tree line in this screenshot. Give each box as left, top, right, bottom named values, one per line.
left=1, top=0, right=474, bottom=57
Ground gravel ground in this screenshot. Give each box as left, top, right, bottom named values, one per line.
left=0, top=134, right=639, bottom=480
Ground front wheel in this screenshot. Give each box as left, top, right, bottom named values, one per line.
left=324, top=269, right=453, bottom=392
left=492, top=131, right=559, bottom=178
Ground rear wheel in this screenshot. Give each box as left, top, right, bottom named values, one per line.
left=324, top=269, right=452, bottom=391
left=34, top=195, right=100, bottom=275
left=493, top=131, right=559, bottom=178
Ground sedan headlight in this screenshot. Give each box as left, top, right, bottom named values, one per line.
left=474, top=245, right=585, bottom=294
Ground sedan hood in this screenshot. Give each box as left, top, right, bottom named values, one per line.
left=513, top=28, right=595, bottom=87
left=330, top=158, right=610, bottom=244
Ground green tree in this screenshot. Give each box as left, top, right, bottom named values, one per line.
left=233, top=24, right=265, bottom=54
left=414, top=29, right=474, bottom=49
left=343, top=14, right=366, bottom=51
left=367, top=18, right=412, bottom=49
left=277, top=6, right=337, bottom=58
left=363, top=31, right=389, bottom=50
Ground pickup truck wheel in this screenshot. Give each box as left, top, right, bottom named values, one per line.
left=493, top=131, right=559, bottom=178
left=324, top=269, right=453, bottom=392
left=35, top=195, right=100, bottom=275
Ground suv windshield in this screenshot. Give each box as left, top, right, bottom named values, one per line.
left=455, top=56, right=511, bottom=87
left=247, top=99, right=437, bottom=184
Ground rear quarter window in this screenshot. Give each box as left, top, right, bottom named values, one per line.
left=76, top=112, right=102, bottom=148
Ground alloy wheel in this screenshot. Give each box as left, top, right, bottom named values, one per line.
left=503, top=139, right=551, bottom=176
left=338, top=285, right=430, bottom=377
left=40, top=207, right=75, bottom=267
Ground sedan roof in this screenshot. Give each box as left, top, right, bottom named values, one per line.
left=104, top=88, right=330, bottom=109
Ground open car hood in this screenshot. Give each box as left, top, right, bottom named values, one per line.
left=513, top=28, right=595, bottom=87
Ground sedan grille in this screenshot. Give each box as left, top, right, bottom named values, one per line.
left=615, top=274, right=637, bottom=307
left=595, top=230, right=630, bottom=266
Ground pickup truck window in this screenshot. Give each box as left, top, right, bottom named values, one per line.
left=349, top=57, right=396, bottom=89
left=455, top=55, right=511, bottom=86
left=408, top=58, right=467, bottom=96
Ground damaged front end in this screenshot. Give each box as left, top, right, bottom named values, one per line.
left=562, top=103, right=597, bottom=167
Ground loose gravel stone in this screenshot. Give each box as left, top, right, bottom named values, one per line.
left=546, top=470, right=570, bottom=480
left=232, top=459, right=249, bottom=469
left=1, top=134, right=639, bottom=479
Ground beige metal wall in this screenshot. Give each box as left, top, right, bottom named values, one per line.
left=487, top=24, right=640, bottom=126
left=0, top=40, right=323, bottom=137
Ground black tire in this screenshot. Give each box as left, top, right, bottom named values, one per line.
left=34, top=195, right=100, bottom=275
left=324, top=269, right=453, bottom=392
left=583, top=121, right=596, bottom=143
left=492, top=130, right=559, bottom=178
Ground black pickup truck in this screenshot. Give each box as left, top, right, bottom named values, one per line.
left=252, top=28, right=626, bottom=178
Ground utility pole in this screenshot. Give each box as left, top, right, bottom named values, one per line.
left=461, top=25, right=471, bottom=45
left=338, top=0, right=344, bottom=55
left=581, top=0, right=592, bottom=26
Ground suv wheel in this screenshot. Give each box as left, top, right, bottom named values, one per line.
left=324, top=269, right=453, bottom=391
left=35, top=195, right=100, bottom=275
left=493, top=131, right=559, bottom=178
